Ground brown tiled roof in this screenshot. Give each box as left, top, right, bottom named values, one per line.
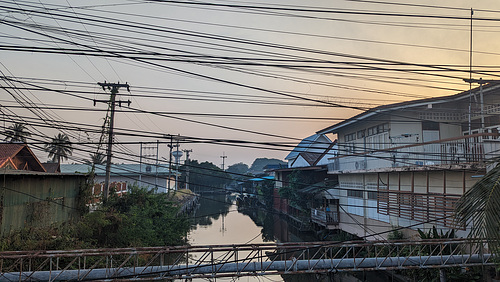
left=42, top=162, right=60, bottom=173
left=312, top=141, right=337, bottom=166
left=0, top=143, right=24, bottom=157
left=0, top=143, right=24, bottom=168
left=0, top=143, right=46, bottom=172
left=299, top=152, right=323, bottom=166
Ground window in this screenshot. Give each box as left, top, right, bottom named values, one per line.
left=357, top=130, right=365, bottom=139
left=422, top=121, right=439, bottom=130
left=345, top=143, right=355, bottom=154
left=367, top=123, right=389, bottom=136
left=367, top=126, right=376, bottom=136
left=367, top=191, right=378, bottom=200
left=347, top=189, right=363, bottom=198
left=345, top=132, right=356, bottom=142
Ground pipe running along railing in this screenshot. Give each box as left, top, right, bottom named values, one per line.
left=0, top=238, right=494, bottom=281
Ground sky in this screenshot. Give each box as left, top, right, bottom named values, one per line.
left=1, top=0, right=500, bottom=168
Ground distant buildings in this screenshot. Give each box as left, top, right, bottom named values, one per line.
left=274, top=134, right=339, bottom=230
left=61, top=163, right=177, bottom=196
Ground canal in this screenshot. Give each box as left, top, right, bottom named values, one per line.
left=188, top=194, right=398, bottom=282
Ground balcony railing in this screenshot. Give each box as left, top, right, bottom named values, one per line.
left=328, top=133, right=500, bottom=172
left=377, top=190, right=461, bottom=227
left=311, top=208, right=339, bottom=227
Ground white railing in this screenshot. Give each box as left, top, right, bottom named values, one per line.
left=311, top=208, right=339, bottom=226
left=329, top=133, right=500, bottom=172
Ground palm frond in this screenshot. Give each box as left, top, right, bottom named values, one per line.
left=455, top=165, right=500, bottom=254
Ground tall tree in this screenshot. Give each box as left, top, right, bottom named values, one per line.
left=455, top=165, right=500, bottom=255
left=45, top=133, right=73, bottom=164
left=3, top=122, right=31, bottom=143
left=226, top=162, right=249, bottom=179
left=179, top=160, right=231, bottom=193
left=86, top=152, right=106, bottom=165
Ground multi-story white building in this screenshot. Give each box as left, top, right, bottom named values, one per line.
left=317, top=82, right=500, bottom=239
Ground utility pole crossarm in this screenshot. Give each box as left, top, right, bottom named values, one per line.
left=96, top=81, right=131, bottom=200
left=98, top=82, right=130, bottom=92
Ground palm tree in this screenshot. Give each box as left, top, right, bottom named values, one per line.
left=455, top=165, right=500, bottom=255
left=85, top=152, right=106, bottom=165
left=3, top=122, right=31, bottom=143
left=44, top=133, right=73, bottom=164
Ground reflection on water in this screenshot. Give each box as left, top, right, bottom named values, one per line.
left=188, top=194, right=273, bottom=245
left=190, top=194, right=234, bottom=229
left=187, top=194, right=397, bottom=282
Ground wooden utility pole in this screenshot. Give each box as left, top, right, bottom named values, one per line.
left=96, top=82, right=130, bottom=199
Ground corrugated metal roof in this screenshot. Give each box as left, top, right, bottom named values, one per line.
left=317, top=82, right=500, bottom=135
left=0, top=169, right=81, bottom=176
left=299, top=152, right=323, bottom=166
left=60, top=163, right=171, bottom=176
left=248, top=176, right=275, bottom=181
left=285, top=134, right=333, bottom=160
left=298, top=182, right=326, bottom=194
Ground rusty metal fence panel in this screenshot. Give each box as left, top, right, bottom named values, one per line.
left=0, top=239, right=493, bottom=281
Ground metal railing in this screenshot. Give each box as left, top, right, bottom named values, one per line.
left=0, top=239, right=493, bottom=280
left=311, top=208, right=339, bottom=227
left=329, top=133, right=500, bottom=172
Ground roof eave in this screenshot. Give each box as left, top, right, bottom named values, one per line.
left=317, top=83, right=500, bottom=134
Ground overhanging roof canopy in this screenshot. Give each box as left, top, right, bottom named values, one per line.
left=317, top=82, right=500, bottom=135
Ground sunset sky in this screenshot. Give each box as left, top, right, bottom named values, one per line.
left=1, top=0, right=500, bottom=167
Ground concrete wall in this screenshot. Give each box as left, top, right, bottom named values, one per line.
left=335, top=169, right=481, bottom=239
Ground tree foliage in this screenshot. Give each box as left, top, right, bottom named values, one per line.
left=0, top=186, right=190, bottom=250
left=85, top=152, right=106, bottom=165
left=455, top=165, right=500, bottom=256
left=278, top=170, right=314, bottom=212
left=226, top=162, right=249, bottom=178
left=77, top=187, right=189, bottom=247
left=44, top=133, right=73, bottom=164
left=256, top=179, right=275, bottom=208
left=3, top=122, right=31, bottom=143
left=249, top=158, right=286, bottom=173
left=179, top=160, right=231, bottom=193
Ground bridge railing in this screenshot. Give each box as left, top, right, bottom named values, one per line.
left=0, top=238, right=494, bottom=281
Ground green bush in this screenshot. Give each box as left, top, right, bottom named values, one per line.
left=0, top=186, right=190, bottom=250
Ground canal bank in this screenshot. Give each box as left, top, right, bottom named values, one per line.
left=188, top=193, right=403, bottom=282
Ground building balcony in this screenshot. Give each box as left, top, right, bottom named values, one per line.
left=328, top=133, right=500, bottom=173
left=311, top=208, right=339, bottom=228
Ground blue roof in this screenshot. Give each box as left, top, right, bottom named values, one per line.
left=61, top=163, right=171, bottom=176
left=285, top=134, right=332, bottom=160
left=248, top=176, right=274, bottom=181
